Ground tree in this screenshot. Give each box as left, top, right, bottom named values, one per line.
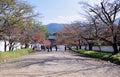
left=33, top=21, right=48, bottom=39
left=19, top=21, right=46, bottom=49
left=80, top=0, right=120, bottom=54
left=0, top=0, right=16, bottom=51
left=0, top=0, right=38, bottom=51
left=56, top=24, right=81, bottom=50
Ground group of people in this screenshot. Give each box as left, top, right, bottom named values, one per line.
left=44, top=45, right=58, bottom=52
left=33, top=44, right=58, bottom=52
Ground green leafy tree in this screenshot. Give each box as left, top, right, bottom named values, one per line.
left=0, top=0, right=37, bottom=51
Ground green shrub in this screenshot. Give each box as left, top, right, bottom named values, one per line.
left=74, top=49, right=120, bottom=65
left=0, top=48, right=32, bottom=62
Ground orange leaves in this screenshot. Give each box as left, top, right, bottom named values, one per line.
left=56, top=23, right=81, bottom=45
left=33, top=32, right=43, bottom=43
left=63, top=25, right=77, bottom=35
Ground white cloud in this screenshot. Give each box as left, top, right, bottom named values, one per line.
left=58, top=15, right=79, bottom=20
left=58, top=15, right=86, bottom=22
left=42, top=15, right=87, bottom=25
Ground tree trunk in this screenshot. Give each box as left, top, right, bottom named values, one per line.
left=12, top=47, right=14, bottom=51
left=88, top=43, right=93, bottom=50
left=119, top=46, right=120, bottom=52
left=76, top=45, right=78, bottom=50
left=68, top=46, right=72, bottom=50
left=78, top=39, right=81, bottom=49
left=112, top=35, right=119, bottom=54
left=9, top=43, right=12, bottom=51
left=112, top=43, right=119, bottom=54
left=79, top=45, right=81, bottom=49
left=4, top=41, right=7, bottom=52
left=25, top=43, right=29, bottom=48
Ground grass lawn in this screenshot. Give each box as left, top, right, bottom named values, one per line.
left=73, top=49, right=120, bottom=65
left=0, top=48, right=33, bottom=62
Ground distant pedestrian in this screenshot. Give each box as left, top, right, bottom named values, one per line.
left=50, top=46, right=52, bottom=51
left=65, top=45, right=66, bottom=51
left=55, top=45, right=57, bottom=51
left=46, top=46, right=50, bottom=52
left=41, top=45, right=43, bottom=50
left=40, top=44, right=46, bottom=51
left=33, top=45, right=37, bottom=51
left=43, top=45, right=46, bottom=51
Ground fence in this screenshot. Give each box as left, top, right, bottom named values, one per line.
left=81, top=46, right=120, bottom=52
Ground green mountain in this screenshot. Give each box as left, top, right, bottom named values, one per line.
left=46, top=23, right=63, bottom=34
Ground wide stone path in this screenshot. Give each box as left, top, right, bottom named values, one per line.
left=0, top=50, right=120, bottom=77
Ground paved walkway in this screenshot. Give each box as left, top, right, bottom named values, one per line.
left=0, top=50, right=120, bottom=77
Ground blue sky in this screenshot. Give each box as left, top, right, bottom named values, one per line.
left=26, top=0, right=101, bottom=25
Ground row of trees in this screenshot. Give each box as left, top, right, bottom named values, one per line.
left=56, top=0, right=120, bottom=54
left=0, top=0, right=47, bottom=51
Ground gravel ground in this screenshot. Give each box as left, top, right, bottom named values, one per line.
left=0, top=50, right=120, bottom=77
